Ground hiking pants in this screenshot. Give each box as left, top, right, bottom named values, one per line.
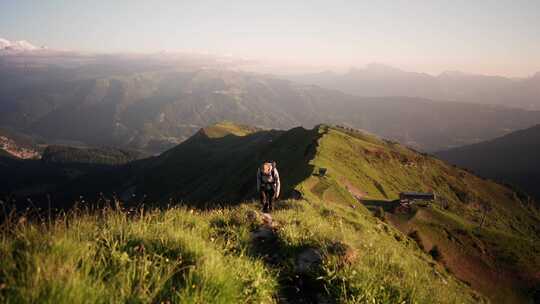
left=260, top=187, right=275, bottom=212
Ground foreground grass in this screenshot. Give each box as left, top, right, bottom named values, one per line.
left=0, top=204, right=276, bottom=304
left=1, top=199, right=483, bottom=303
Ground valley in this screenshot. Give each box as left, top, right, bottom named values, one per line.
left=2, top=56, right=540, bottom=153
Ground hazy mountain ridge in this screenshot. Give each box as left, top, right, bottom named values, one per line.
left=436, top=124, right=540, bottom=199
left=2, top=56, right=540, bottom=152
left=287, top=63, right=540, bottom=110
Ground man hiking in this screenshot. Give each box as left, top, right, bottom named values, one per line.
left=257, top=161, right=281, bottom=213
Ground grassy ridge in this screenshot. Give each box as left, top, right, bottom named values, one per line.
left=312, top=125, right=540, bottom=236
left=305, top=125, right=540, bottom=303
left=135, top=124, right=320, bottom=204
left=200, top=121, right=261, bottom=138
left=0, top=199, right=482, bottom=303
left=2, top=123, right=538, bottom=303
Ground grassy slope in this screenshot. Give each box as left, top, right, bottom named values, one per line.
left=134, top=123, right=540, bottom=302
left=0, top=200, right=483, bottom=303
left=0, top=206, right=276, bottom=304
left=1, top=123, right=538, bottom=303
left=200, top=121, right=261, bottom=138
left=305, top=125, right=540, bottom=303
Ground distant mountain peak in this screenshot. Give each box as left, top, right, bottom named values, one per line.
left=364, top=63, right=404, bottom=73
left=314, top=70, right=337, bottom=77
left=346, top=63, right=406, bottom=76
left=439, top=70, right=468, bottom=77
left=365, top=62, right=399, bottom=70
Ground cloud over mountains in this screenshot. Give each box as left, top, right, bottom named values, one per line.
left=0, top=38, right=40, bottom=51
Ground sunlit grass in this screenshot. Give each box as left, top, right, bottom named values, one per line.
left=0, top=199, right=483, bottom=303
left=0, top=205, right=276, bottom=304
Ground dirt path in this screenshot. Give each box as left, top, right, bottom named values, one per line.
left=340, top=178, right=368, bottom=201
left=249, top=212, right=330, bottom=303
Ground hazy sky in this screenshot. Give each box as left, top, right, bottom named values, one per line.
left=1, top=0, right=539, bottom=76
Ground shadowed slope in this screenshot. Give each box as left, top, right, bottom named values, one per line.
left=436, top=124, right=540, bottom=200
left=131, top=122, right=322, bottom=205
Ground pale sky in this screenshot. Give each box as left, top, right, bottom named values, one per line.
left=1, top=0, right=539, bottom=77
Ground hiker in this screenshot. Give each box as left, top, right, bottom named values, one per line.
left=257, top=161, right=281, bottom=213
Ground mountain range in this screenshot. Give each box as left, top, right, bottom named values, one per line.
left=1, top=54, right=540, bottom=153
left=287, top=63, right=540, bottom=110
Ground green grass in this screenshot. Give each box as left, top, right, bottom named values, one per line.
left=0, top=199, right=483, bottom=304
left=200, top=121, right=260, bottom=138
left=0, top=205, right=276, bottom=304
left=297, top=125, right=540, bottom=303
left=313, top=125, right=540, bottom=238
left=2, top=123, right=538, bottom=303
left=271, top=199, right=481, bottom=303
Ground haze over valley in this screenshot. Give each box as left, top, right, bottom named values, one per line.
left=2, top=45, right=540, bottom=153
